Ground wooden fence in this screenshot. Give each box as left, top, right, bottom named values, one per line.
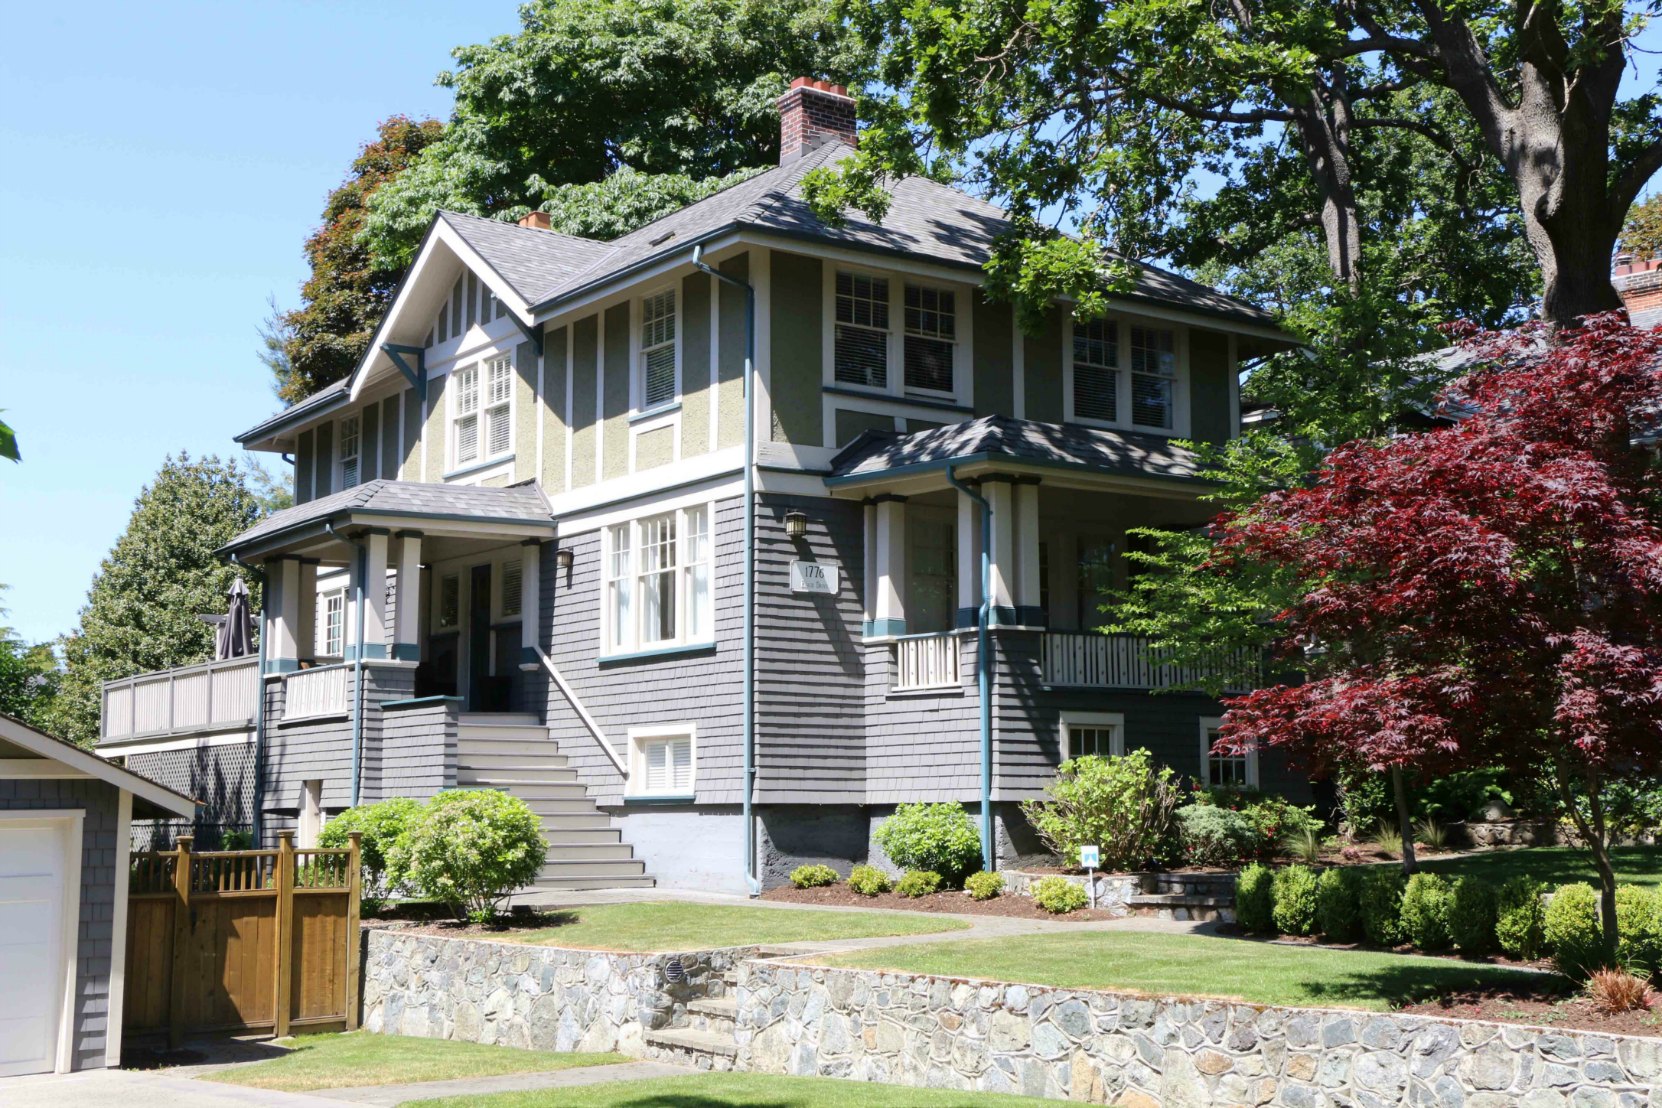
left=125, top=831, right=361, bottom=1044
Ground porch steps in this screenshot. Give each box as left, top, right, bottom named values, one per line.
left=642, top=967, right=741, bottom=1071
left=458, top=715, right=654, bottom=892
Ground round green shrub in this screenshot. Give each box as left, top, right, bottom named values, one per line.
left=1495, top=876, right=1547, bottom=960
left=848, top=864, right=891, bottom=896
left=873, top=803, right=982, bottom=882
left=1448, top=877, right=1499, bottom=956
left=1544, top=882, right=1609, bottom=978
left=965, top=871, right=1004, bottom=901
left=1358, top=870, right=1407, bottom=946
left=1020, top=751, right=1181, bottom=871
left=1401, top=873, right=1455, bottom=951
left=790, top=864, right=839, bottom=889
left=321, top=795, right=425, bottom=903
left=1176, top=805, right=1261, bottom=869
left=1272, top=865, right=1320, bottom=936
left=1031, top=875, right=1089, bottom=914
left=1615, top=885, right=1662, bottom=977
left=1315, top=867, right=1364, bottom=943
left=1235, top=863, right=1276, bottom=934
left=400, top=790, right=547, bottom=924
left=896, top=870, right=944, bottom=898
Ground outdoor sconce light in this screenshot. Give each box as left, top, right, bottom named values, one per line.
left=784, top=510, right=809, bottom=539
left=555, top=547, right=575, bottom=572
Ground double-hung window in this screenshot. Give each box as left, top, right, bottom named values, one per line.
left=834, top=271, right=963, bottom=398
left=902, top=284, right=956, bottom=394
left=638, top=290, right=677, bottom=410
left=834, top=272, right=890, bottom=389
left=337, top=415, right=361, bottom=489
left=1070, top=316, right=1180, bottom=431
left=452, top=356, right=512, bottom=468
left=1130, top=326, right=1177, bottom=430
left=1063, top=712, right=1125, bottom=760
left=629, top=727, right=695, bottom=796
left=605, top=504, right=714, bottom=655
left=322, top=590, right=345, bottom=657
left=1201, top=717, right=1257, bottom=788
left=1071, top=318, right=1119, bottom=423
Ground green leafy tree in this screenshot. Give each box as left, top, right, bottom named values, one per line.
left=0, top=412, right=17, bottom=462
left=359, top=0, right=865, bottom=272
left=1620, top=193, right=1662, bottom=261
left=0, top=586, right=59, bottom=727
left=273, top=116, right=445, bottom=403
left=47, top=455, right=268, bottom=745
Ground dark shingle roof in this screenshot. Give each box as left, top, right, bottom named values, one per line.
left=440, top=210, right=620, bottom=305
left=828, top=415, right=1206, bottom=485
left=222, top=479, right=554, bottom=554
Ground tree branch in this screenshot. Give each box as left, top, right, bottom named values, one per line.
left=1611, top=135, right=1662, bottom=217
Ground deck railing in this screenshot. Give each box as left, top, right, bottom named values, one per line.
left=893, top=632, right=961, bottom=691
left=101, top=656, right=260, bottom=741
left=282, top=664, right=349, bottom=720
left=1041, top=632, right=1260, bottom=694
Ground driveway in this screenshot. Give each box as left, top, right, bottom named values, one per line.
left=3, top=1068, right=346, bottom=1108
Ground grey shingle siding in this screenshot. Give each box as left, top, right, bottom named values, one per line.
left=864, top=640, right=983, bottom=803
left=0, top=776, right=119, bottom=1071
left=373, top=696, right=457, bottom=800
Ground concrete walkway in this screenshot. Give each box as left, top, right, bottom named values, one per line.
left=310, top=1061, right=688, bottom=1105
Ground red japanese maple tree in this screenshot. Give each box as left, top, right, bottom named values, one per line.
left=1217, top=313, right=1662, bottom=949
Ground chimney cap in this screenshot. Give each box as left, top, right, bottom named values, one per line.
left=781, top=76, right=850, bottom=100
left=518, top=211, right=552, bottom=231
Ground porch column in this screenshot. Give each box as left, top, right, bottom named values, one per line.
left=1014, top=480, right=1044, bottom=626
left=519, top=540, right=541, bottom=665
left=984, top=478, right=1016, bottom=625
left=359, top=530, right=390, bottom=659
left=862, top=502, right=877, bottom=637
left=872, top=495, right=908, bottom=637
left=956, top=487, right=983, bottom=629
left=296, top=562, right=318, bottom=663
left=267, top=556, right=301, bottom=673
left=393, top=532, right=423, bottom=661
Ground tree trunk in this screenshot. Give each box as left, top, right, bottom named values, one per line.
left=1555, top=763, right=1620, bottom=958
left=1391, top=766, right=1418, bottom=875
left=1285, top=70, right=1363, bottom=292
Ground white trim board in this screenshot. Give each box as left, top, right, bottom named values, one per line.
left=0, top=715, right=195, bottom=817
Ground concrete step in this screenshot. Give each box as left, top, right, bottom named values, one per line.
left=457, top=768, right=580, bottom=786
left=486, top=782, right=591, bottom=800
left=457, top=736, right=558, bottom=754
left=686, top=996, right=737, bottom=1036
left=458, top=729, right=551, bottom=746
left=642, top=1027, right=737, bottom=1071
left=458, top=749, right=569, bottom=769
left=539, top=858, right=647, bottom=879
left=544, top=841, right=636, bottom=861
left=533, top=872, right=657, bottom=891
left=460, top=712, right=543, bottom=727
left=538, top=815, right=618, bottom=833
left=523, top=798, right=614, bottom=815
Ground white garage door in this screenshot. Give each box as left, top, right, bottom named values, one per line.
left=0, top=822, right=69, bottom=1077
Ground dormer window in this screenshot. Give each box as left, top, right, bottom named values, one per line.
left=337, top=415, right=361, bottom=489
left=452, top=355, right=513, bottom=469
left=637, top=289, right=678, bottom=411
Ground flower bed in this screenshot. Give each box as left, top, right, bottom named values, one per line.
left=760, top=883, right=1119, bottom=921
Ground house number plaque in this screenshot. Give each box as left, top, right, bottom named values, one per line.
left=789, top=560, right=839, bottom=595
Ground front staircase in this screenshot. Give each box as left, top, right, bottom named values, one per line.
left=457, top=714, right=653, bottom=891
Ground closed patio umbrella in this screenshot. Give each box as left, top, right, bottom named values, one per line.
left=216, top=577, right=255, bottom=660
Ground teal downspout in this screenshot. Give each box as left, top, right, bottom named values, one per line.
left=232, top=553, right=269, bottom=846
left=326, top=521, right=368, bottom=806
left=945, top=467, right=995, bottom=871
left=691, top=244, right=760, bottom=896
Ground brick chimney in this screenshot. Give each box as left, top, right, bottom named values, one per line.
left=518, top=211, right=552, bottom=231
left=777, top=78, right=856, bottom=165
left=1613, top=253, right=1662, bottom=321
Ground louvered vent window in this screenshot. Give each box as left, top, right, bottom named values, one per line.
left=1130, top=326, right=1176, bottom=429
left=338, top=415, right=361, bottom=489
left=834, top=271, right=890, bottom=388
left=1072, top=317, right=1119, bottom=423
left=500, top=558, right=523, bottom=618
left=903, top=284, right=955, bottom=394
left=639, top=290, right=677, bottom=409
left=639, top=733, right=694, bottom=794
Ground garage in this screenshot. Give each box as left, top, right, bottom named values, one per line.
left=0, top=712, right=196, bottom=1075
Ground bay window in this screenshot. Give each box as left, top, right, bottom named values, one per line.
left=605, top=504, right=714, bottom=654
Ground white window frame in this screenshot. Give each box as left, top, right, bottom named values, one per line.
left=1064, top=313, right=1190, bottom=436
left=626, top=724, right=696, bottom=797
left=822, top=260, right=972, bottom=406
left=497, top=555, right=524, bottom=621
left=337, top=413, right=361, bottom=489
left=1199, top=715, right=1258, bottom=789
left=321, top=589, right=345, bottom=657
left=449, top=355, right=514, bottom=470
left=600, top=502, right=716, bottom=658
left=1061, top=711, right=1125, bottom=760
left=633, top=286, right=681, bottom=414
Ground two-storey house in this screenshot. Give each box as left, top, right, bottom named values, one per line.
left=98, top=79, right=1304, bottom=893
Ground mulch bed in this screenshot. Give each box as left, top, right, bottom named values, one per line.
left=1399, top=990, right=1662, bottom=1037
left=761, top=884, right=1118, bottom=921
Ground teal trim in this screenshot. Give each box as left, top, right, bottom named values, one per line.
left=264, top=657, right=301, bottom=674
left=442, top=455, right=516, bottom=481
left=824, top=450, right=1214, bottom=490
left=383, top=344, right=427, bottom=401
left=599, top=641, right=718, bottom=665
left=519, top=646, right=538, bottom=666
left=1016, top=605, right=1047, bottom=627
left=989, top=605, right=1019, bottom=627
left=823, top=385, right=973, bottom=415
left=392, top=642, right=421, bottom=662
left=509, top=312, right=544, bottom=356
left=347, top=643, right=389, bottom=660
left=628, top=401, right=682, bottom=424
left=381, top=695, right=464, bottom=709
left=623, top=794, right=697, bottom=805
left=867, top=617, right=907, bottom=638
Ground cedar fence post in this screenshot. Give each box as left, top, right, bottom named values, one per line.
left=345, top=831, right=362, bottom=1030
left=167, top=835, right=193, bottom=1048
left=274, top=831, right=295, bottom=1039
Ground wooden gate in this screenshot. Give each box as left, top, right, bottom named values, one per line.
left=124, top=830, right=361, bottom=1043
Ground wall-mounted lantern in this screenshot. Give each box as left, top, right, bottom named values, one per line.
left=555, top=547, right=575, bottom=572
left=784, top=510, right=809, bottom=539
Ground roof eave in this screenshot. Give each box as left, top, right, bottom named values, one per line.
left=823, top=450, right=1213, bottom=490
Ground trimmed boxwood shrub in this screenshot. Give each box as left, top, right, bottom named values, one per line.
left=1272, top=865, right=1320, bottom=936
left=1315, top=867, right=1364, bottom=943
left=320, top=795, right=424, bottom=905
left=1235, top=863, right=1275, bottom=934
left=873, top=803, right=982, bottom=883
left=1176, top=805, right=1261, bottom=869
left=1448, top=877, right=1499, bottom=956
left=1031, top=875, right=1089, bottom=914
left=1615, top=885, right=1662, bottom=977
left=965, top=871, right=1004, bottom=901
left=848, top=864, right=891, bottom=896
left=401, top=789, right=547, bottom=923
left=790, top=864, right=839, bottom=889
left=1495, top=877, right=1547, bottom=960
left=1544, top=882, right=1609, bottom=978
left=896, top=870, right=944, bottom=898
left=1401, top=873, right=1455, bottom=951
left=1358, top=870, right=1407, bottom=946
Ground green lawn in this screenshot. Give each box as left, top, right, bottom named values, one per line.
left=824, top=931, right=1560, bottom=1012
left=412, top=1072, right=1052, bottom=1106
left=504, top=902, right=970, bottom=951
left=1415, top=845, right=1662, bottom=889
left=199, top=1032, right=626, bottom=1092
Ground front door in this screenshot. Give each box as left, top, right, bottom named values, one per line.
left=468, top=563, right=496, bottom=712
left=0, top=819, right=69, bottom=1076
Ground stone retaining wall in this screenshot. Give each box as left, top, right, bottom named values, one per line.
left=733, top=960, right=1662, bottom=1106
left=360, top=929, right=755, bottom=1054
left=1003, top=871, right=1143, bottom=915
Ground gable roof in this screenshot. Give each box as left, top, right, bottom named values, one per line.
left=0, top=712, right=197, bottom=816
left=827, top=414, right=1207, bottom=487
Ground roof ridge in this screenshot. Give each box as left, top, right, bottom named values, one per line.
left=438, top=208, right=611, bottom=252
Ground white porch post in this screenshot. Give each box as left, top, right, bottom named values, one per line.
left=268, top=557, right=301, bottom=672
left=872, top=496, right=908, bottom=637
left=1014, top=481, right=1043, bottom=626
left=393, top=532, right=423, bottom=661
left=985, top=479, right=1016, bottom=624
left=956, top=487, right=982, bottom=630
left=519, top=540, right=541, bottom=665
left=296, top=562, right=318, bottom=663
left=361, top=531, right=391, bottom=659
left=862, top=502, right=877, bottom=637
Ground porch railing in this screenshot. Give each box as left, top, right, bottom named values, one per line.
left=893, top=632, right=961, bottom=691
left=1042, top=632, right=1260, bottom=694
left=101, top=656, right=260, bottom=742
left=283, top=665, right=349, bottom=720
